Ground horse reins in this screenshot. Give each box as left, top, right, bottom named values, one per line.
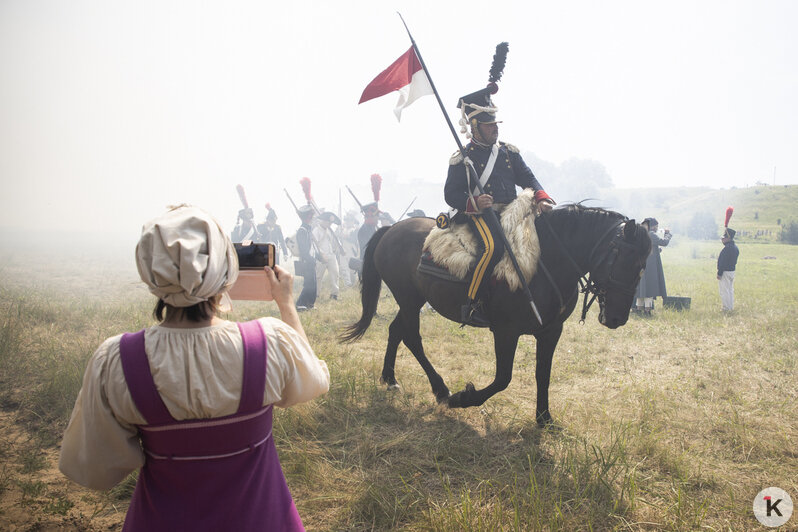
left=538, top=215, right=628, bottom=323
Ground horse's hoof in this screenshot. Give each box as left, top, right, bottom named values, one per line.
left=386, top=383, right=401, bottom=391
left=447, top=392, right=463, bottom=408
left=536, top=411, right=554, bottom=428
left=379, top=375, right=398, bottom=387
left=447, top=383, right=476, bottom=408
left=435, top=389, right=451, bottom=404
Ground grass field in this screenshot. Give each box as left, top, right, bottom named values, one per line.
left=0, top=235, right=796, bottom=531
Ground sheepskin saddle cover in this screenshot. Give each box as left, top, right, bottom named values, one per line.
left=422, top=189, right=541, bottom=292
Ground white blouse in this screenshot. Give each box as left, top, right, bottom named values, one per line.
left=59, top=318, right=329, bottom=490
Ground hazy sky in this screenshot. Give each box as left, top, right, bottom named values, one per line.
left=1, top=0, right=796, bottom=239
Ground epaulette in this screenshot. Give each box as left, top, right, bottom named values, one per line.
left=501, top=141, right=520, bottom=153
left=449, top=150, right=464, bottom=165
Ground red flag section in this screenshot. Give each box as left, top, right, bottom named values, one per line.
left=359, top=47, right=423, bottom=104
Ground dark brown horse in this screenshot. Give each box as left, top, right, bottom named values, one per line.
left=341, top=205, right=651, bottom=425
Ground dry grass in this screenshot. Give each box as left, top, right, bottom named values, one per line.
left=0, top=237, right=796, bottom=530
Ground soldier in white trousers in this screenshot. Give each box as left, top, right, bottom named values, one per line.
left=717, top=227, right=739, bottom=312
left=313, top=211, right=343, bottom=300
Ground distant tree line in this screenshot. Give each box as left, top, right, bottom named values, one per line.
left=523, top=153, right=613, bottom=204
left=782, top=221, right=798, bottom=245
left=686, top=212, right=718, bottom=240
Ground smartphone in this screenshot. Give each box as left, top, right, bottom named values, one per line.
left=234, top=242, right=275, bottom=270
left=228, top=242, right=275, bottom=301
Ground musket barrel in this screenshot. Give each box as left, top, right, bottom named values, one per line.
left=346, top=185, right=364, bottom=210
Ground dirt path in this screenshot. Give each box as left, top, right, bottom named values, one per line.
left=0, top=410, right=126, bottom=531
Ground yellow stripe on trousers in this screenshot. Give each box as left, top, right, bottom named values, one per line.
left=468, top=215, right=494, bottom=300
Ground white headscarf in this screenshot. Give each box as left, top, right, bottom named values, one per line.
left=135, top=205, right=238, bottom=308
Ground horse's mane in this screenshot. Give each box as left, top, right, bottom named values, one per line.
left=546, top=203, right=626, bottom=225
left=544, top=203, right=651, bottom=258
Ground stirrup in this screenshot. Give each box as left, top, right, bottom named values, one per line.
left=460, top=302, right=490, bottom=328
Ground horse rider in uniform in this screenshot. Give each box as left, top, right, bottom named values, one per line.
left=444, top=85, right=555, bottom=327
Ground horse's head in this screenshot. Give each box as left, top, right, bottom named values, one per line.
left=589, top=219, right=651, bottom=329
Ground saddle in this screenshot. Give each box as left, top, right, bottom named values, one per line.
left=420, top=189, right=541, bottom=292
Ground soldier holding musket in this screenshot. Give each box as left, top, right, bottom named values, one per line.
left=444, top=44, right=555, bottom=326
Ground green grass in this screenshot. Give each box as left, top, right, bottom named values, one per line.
left=0, top=236, right=796, bottom=530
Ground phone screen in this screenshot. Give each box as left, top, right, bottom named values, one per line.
left=234, top=242, right=275, bottom=270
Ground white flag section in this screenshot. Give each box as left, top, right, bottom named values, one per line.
left=393, top=67, right=433, bottom=121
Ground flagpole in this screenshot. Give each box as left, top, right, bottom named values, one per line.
left=397, top=13, right=464, bottom=155
left=397, top=13, right=543, bottom=325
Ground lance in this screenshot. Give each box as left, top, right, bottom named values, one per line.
left=397, top=14, right=542, bottom=325
left=397, top=196, right=417, bottom=220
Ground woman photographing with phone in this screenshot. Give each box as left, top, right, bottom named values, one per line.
left=59, top=204, right=329, bottom=531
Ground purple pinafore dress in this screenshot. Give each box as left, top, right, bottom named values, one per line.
left=118, top=320, right=304, bottom=531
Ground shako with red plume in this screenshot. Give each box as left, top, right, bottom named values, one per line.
left=724, top=206, right=734, bottom=227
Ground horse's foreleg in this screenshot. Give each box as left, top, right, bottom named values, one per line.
left=400, top=309, right=450, bottom=403
left=448, top=330, right=519, bottom=408
left=380, top=313, right=403, bottom=388
left=533, top=323, right=563, bottom=426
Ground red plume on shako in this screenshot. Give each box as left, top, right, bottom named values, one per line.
left=236, top=184, right=249, bottom=208
left=299, top=177, right=313, bottom=204
left=723, top=206, right=736, bottom=239
left=370, top=173, right=382, bottom=202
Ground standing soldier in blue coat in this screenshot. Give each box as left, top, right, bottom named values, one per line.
left=444, top=84, right=554, bottom=326
left=717, top=223, right=739, bottom=312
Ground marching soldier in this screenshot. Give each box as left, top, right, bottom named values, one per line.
left=231, top=207, right=260, bottom=243
left=357, top=202, right=380, bottom=258
left=294, top=205, right=317, bottom=311
left=257, top=204, right=288, bottom=263
left=444, top=83, right=555, bottom=326
left=313, top=211, right=343, bottom=300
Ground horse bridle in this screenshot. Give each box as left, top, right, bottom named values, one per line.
left=538, top=215, right=638, bottom=323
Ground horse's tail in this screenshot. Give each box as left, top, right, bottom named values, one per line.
left=339, top=226, right=391, bottom=343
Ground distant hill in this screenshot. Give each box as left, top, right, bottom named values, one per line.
left=597, top=184, right=798, bottom=242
